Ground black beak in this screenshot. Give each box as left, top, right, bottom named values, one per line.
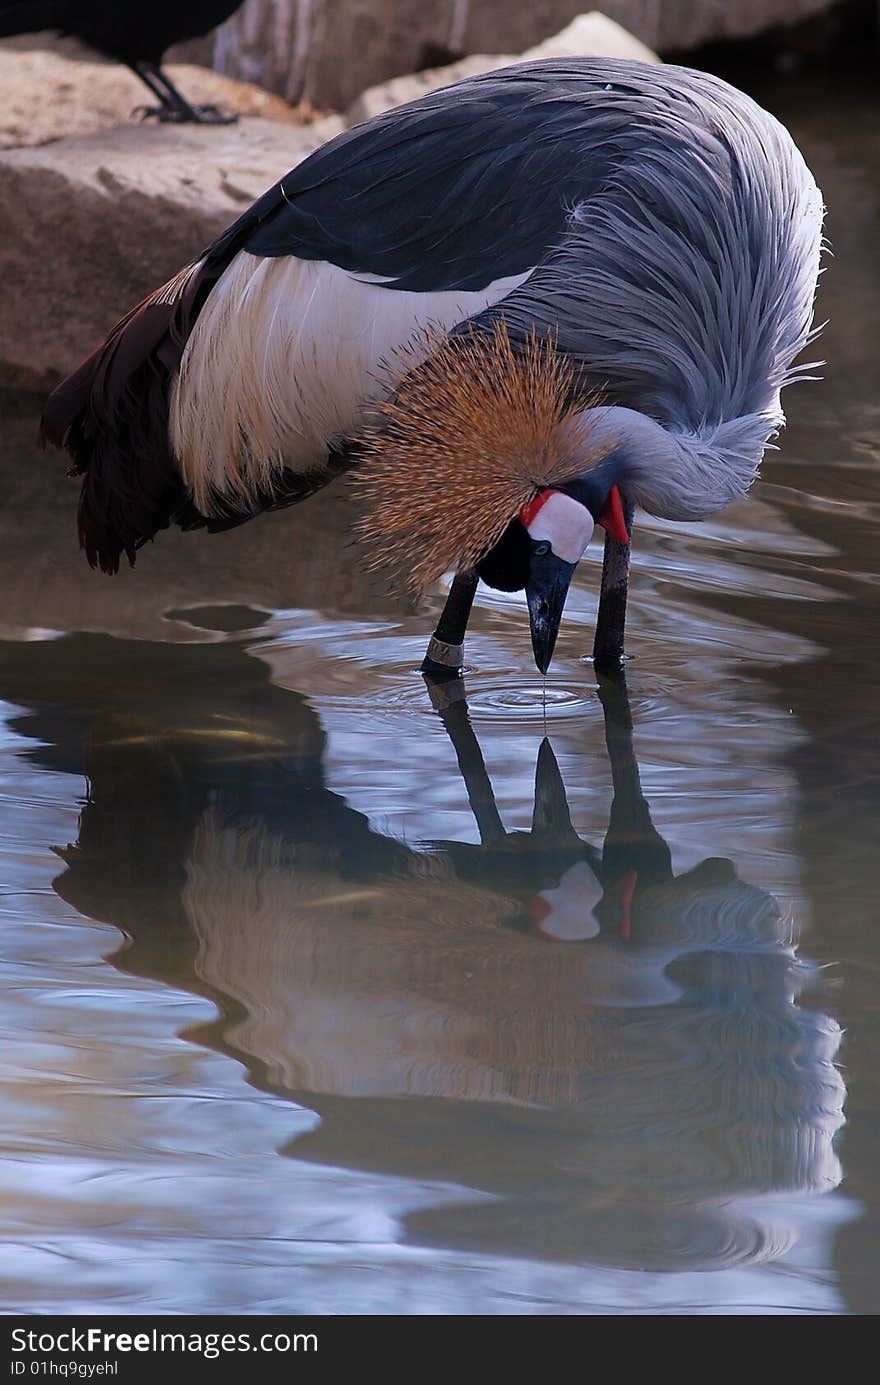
left=526, top=549, right=577, bottom=674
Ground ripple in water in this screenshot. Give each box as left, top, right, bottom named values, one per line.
left=313, top=668, right=598, bottom=728
left=463, top=678, right=596, bottom=725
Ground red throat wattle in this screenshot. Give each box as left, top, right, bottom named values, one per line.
left=598, top=485, right=629, bottom=545
left=521, top=486, right=629, bottom=545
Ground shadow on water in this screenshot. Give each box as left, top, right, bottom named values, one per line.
left=0, top=633, right=846, bottom=1281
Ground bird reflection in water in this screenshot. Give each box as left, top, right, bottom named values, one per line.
left=31, top=634, right=844, bottom=1274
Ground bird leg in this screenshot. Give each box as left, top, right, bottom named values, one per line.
left=592, top=500, right=634, bottom=671
left=130, top=62, right=238, bottom=125
left=421, top=569, right=478, bottom=679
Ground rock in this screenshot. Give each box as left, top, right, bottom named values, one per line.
left=460, top=2, right=834, bottom=62
left=0, top=113, right=343, bottom=391
left=0, top=38, right=306, bottom=149
left=346, top=13, right=658, bottom=126
left=521, top=12, right=659, bottom=63
left=206, top=1, right=834, bottom=111
left=346, top=57, right=513, bottom=127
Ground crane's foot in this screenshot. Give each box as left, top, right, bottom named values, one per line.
left=131, top=61, right=238, bottom=126
left=134, top=101, right=238, bottom=125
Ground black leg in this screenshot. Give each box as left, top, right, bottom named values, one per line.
left=421, top=569, right=479, bottom=679
left=130, top=61, right=175, bottom=110
left=592, top=501, right=635, bottom=671
left=131, top=62, right=238, bottom=125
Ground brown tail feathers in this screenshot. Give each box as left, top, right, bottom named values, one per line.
left=41, top=260, right=218, bottom=574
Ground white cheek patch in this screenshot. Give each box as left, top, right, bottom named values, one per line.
left=525, top=491, right=594, bottom=563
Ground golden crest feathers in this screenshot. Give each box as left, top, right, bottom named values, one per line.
left=352, top=320, right=606, bottom=592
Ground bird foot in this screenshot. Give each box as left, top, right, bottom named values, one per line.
left=133, top=103, right=238, bottom=126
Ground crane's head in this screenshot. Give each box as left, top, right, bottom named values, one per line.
left=474, top=472, right=629, bottom=673
left=354, top=322, right=630, bottom=673
left=524, top=479, right=628, bottom=674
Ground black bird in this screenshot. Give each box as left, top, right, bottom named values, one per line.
left=0, top=0, right=244, bottom=123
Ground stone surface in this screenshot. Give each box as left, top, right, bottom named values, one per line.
left=0, top=113, right=343, bottom=390
left=202, top=0, right=834, bottom=111
left=346, top=13, right=658, bottom=126
left=0, top=37, right=304, bottom=148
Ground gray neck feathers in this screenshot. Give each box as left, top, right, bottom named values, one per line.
left=574, top=404, right=781, bottom=521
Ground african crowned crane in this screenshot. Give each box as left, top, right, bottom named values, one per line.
left=0, top=1, right=243, bottom=122
left=42, top=58, right=824, bottom=674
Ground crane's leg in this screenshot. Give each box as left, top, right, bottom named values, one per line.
left=592, top=501, right=634, bottom=671
left=130, top=62, right=238, bottom=125
left=421, top=569, right=478, bottom=679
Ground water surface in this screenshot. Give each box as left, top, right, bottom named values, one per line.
left=0, top=76, right=878, bottom=1315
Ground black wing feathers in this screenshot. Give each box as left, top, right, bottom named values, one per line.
left=244, top=66, right=622, bottom=290
left=43, top=276, right=207, bottom=573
